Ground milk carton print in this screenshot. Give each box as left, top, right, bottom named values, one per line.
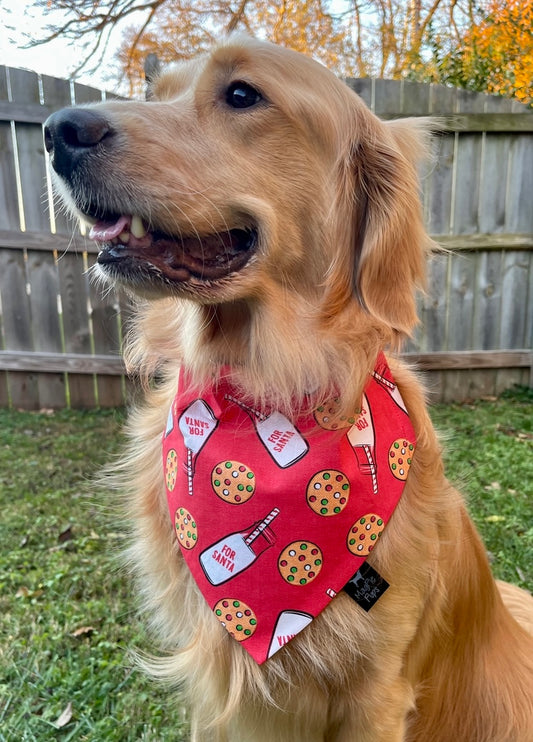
left=372, top=366, right=408, bottom=414
left=225, top=395, right=308, bottom=468
left=347, top=394, right=378, bottom=494
left=199, top=508, right=280, bottom=586
left=267, top=610, right=313, bottom=658
left=178, top=399, right=218, bottom=495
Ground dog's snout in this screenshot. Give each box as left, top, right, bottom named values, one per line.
left=44, top=108, right=113, bottom=179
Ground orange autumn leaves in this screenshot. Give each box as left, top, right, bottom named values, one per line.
left=34, top=0, right=533, bottom=105
left=455, top=0, right=533, bottom=105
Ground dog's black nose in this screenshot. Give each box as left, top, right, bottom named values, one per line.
left=44, top=107, right=113, bottom=180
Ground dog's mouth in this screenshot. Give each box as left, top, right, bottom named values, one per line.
left=88, top=213, right=258, bottom=284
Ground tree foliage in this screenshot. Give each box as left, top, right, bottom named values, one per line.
left=115, top=0, right=353, bottom=93
left=434, top=0, right=533, bottom=106
left=23, top=0, right=533, bottom=104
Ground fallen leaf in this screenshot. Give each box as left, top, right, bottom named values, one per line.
left=58, top=525, right=74, bottom=544
left=54, top=702, right=73, bottom=729
left=485, top=515, right=506, bottom=523
left=16, top=586, right=30, bottom=598
left=71, top=626, right=95, bottom=638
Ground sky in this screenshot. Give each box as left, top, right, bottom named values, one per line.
left=0, top=0, right=124, bottom=92
left=1, top=0, right=354, bottom=94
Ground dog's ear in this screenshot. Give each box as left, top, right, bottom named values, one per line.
left=350, top=117, right=431, bottom=340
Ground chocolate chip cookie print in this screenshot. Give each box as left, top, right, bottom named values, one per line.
left=388, top=439, right=415, bottom=481
left=212, top=461, right=256, bottom=504
left=306, top=470, right=350, bottom=516
left=213, top=599, right=258, bottom=641
left=278, top=541, right=323, bottom=585
left=165, top=448, right=178, bottom=491
left=314, top=398, right=357, bottom=431
left=163, top=353, right=416, bottom=664
left=347, top=514, right=385, bottom=556
left=174, top=506, right=198, bottom=550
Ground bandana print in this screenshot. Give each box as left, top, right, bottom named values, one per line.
left=162, top=353, right=415, bottom=664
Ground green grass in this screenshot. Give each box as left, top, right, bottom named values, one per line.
left=430, top=386, right=532, bottom=588
left=0, top=409, right=188, bottom=741
left=0, top=388, right=531, bottom=740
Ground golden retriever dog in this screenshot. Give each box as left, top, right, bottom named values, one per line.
left=44, top=36, right=533, bottom=742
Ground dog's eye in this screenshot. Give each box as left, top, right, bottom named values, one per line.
left=225, top=81, right=262, bottom=109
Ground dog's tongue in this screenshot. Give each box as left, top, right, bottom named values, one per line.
left=89, top=215, right=130, bottom=242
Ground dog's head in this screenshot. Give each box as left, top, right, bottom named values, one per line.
left=45, top=37, right=432, bottom=399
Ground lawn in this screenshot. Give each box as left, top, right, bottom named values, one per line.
left=0, top=387, right=531, bottom=741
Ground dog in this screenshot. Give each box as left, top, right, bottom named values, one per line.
left=44, top=36, right=533, bottom=742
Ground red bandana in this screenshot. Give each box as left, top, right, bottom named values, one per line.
left=163, top=354, right=415, bottom=664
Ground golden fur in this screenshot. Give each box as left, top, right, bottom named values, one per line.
left=48, top=37, right=533, bottom=741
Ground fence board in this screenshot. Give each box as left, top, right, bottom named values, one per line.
left=0, top=69, right=18, bottom=404
left=57, top=251, right=96, bottom=407
left=448, top=253, right=477, bottom=350
left=452, top=134, right=482, bottom=234
left=416, top=252, right=449, bottom=352
left=0, top=70, right=37, bottom=406
left=401, top=80, right=430, bottom=115
left=73, top=83, right=104, bottom=105
left=0, top=249, right=39, bottom=407
left=472, top=250, right=503, bottom=349
left=478, top=134, right=510, bottom=233
left=429, top=84, right=457, bottom=114
left=0, top=350, right=123, bottom=374
left=26, top=250, right=66, bottom=407
left=506, top=136, right=533, bottom=234
left=86, top=254, right=124, bottom=406
left=373, top=79, right=401, bottom=115
left=426, top=134, right=454, bottom=234
left=499, top=251, right=529, bottom=349
left=456, top=88, right=487, bottom=114
left=40, top=75, right=73, bottom=235
left=0, top=97, right=21, bottom=229
left=8, top=69, right=47, bottom=232
left=526, top=259, right=533, bottom=387
left=345, top=78, right=372, bottom=108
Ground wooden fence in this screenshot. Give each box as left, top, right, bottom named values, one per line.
left=0, top=66, right=531, bottom=408
left=346, top=78, right=533, bottom=402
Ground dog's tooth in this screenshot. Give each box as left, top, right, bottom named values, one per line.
left=131, top=215, right=147, bottom=238
left=119, top=231, right=130, bottom=243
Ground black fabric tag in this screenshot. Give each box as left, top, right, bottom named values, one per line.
left=343, top=562, right=389, bottom=611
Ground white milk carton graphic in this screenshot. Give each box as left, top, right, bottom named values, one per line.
left=178, top=399, right=218, bottom=495
left=347, top=394, right=378, bottom=494
left=165, top=405, right=175, bottom=437
left=225, top=395, right=308, bottom=468
left=200, top=508, right=280, bottom=586
left=267, top=610, right=313, bottom=658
